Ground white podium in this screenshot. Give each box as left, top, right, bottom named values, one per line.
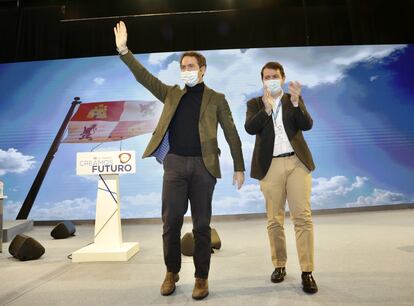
left=72, top=151, right=139, bottom=262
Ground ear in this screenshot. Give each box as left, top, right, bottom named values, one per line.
left=200, top=66, right=206, bottom=77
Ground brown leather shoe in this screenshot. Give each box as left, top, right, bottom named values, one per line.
left=192, top=278, right=209, bottom=300
left=160, top=272, right=179, bottom=296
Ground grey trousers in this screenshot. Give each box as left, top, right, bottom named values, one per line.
left=162, top=153, right=217, bottom=279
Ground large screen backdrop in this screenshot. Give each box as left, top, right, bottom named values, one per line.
left=0, top=44, right=413, bottom=220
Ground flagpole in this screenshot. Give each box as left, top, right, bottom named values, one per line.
left=16, top=97, right=82, bottom=220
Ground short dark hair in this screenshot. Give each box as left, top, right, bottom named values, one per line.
left=180, top=51, right=207, bottom=68
left=261, top=62, right=285, bottom=79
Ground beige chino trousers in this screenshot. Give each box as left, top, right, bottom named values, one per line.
left=259, top=154, right=314, bottom=272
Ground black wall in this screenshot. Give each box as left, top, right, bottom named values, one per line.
left=0, top=0, right=413, bottom=63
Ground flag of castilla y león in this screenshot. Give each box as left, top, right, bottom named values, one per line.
left=62, top=100, right=162, bottom=143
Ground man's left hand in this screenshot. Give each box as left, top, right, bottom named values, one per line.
left=289, top=81, right=302, bottom=107
left=233, top=171, right=245, bottom=190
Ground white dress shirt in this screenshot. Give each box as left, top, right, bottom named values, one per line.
left=270, top=92, right=295, bottom=156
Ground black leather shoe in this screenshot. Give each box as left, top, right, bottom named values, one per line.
left=302, top=273, right=318, bottom=294
left=271, top=267, right=286, bottom=283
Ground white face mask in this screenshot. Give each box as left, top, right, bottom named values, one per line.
left=264, top=79, right=282, bottom=95
left=181, top=70, right=199, bottom=87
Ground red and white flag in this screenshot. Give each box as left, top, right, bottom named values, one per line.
left=62, top=100, right=161, bottom=143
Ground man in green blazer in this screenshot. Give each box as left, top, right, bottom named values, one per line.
left=114, top=21, right=245, bottom=300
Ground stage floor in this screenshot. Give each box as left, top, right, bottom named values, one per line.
left=1, top=209, right=413, bottom=306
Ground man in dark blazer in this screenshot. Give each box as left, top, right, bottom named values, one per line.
left=114, top=21, right=245, bottom=300
left=245, top=61, right=318, bottom=294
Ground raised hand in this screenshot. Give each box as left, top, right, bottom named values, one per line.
left=289, top=81, right=302, bottom=107
left=262, top=87, right=275, bottom=115
left=113, top=21, right=128, bottom=53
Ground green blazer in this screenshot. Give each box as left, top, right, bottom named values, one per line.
left=120, top=51, right=245, bottom=178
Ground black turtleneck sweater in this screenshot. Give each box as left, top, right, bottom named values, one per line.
left=168, top=82, right=204, bottom=156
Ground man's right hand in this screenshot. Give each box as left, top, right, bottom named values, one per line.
left=262, top=87, right=274, bottom=115
left=114, top=21, right=128, bottom=54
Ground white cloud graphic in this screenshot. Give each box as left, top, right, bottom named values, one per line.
left=313, top=175, right=367, bottom=195
left=3, top=191, right=163, bottom=221
left=93, top=77, right=105, bottom=85
left=121, top=192, right=162, bottom=218
left=311, top=175, right=368, bottom=207
left=213, top=184, right=264, bottom=214
left=370, top=75, right=379, bottom=82
left=73, top=174, right=99, bottom=183
left=33, top=197, right=97, bottom=220
left=0, top=148, right=36, bottom=176
left=3, top=197, right=96, bottom=220
left=157, top=60, right=181, bottom=86
left=2, top=200, right=21, bottom=220
left=347, top=188, right=411, bottom=207
left=331, top=47, right=400, bottom=66
left=148, top=52, right=175, bottom=66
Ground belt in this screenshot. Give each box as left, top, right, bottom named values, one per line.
left=273, top=152, right=295, bottom=158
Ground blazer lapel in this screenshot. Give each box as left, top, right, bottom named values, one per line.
left=281, top=93, right=290, bottom=122
left=199, top=85, right=213, bottom=119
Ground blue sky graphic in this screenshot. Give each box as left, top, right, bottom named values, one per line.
left=0, top=44, right=413, bottom=220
